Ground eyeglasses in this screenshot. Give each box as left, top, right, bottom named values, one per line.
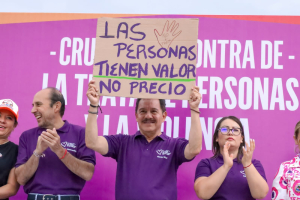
left=219, top=127, right=241, bottom=136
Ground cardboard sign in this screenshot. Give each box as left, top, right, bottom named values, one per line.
left=93, top=17, right=199, bottom=100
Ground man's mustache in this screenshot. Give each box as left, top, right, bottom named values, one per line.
left=142, top=119, right=156, bottom=123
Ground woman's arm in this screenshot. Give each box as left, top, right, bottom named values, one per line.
left=194, top=142, right=233, bottom=199
left=242, top=140, right=268, bottom=199
left=0, top=168, right=20, bottom=199
left=194, top=164, right=231, bottom=199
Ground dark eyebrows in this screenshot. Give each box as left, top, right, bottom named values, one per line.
left=232, top=126, right=241, bottom=129
left=220, top=125, right=240, bottom=129
left=138, top=108, right=158, bottom=111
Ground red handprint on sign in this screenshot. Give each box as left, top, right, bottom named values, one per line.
left=154, top=20, right=182, bottom=48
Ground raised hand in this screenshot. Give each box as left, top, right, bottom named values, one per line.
left=223, top=141, right=234, bottom=169
left=189, top=86, right=202, bottom=110
left=154, top=20, right=182, bottom=48
left=87, top=80, right=100, bottom=106
left=242, top=139, right=255, bottom=167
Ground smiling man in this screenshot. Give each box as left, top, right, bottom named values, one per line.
left=85, top=80, right=203, bottom=200
left=15, top=88, right=96, bottom=200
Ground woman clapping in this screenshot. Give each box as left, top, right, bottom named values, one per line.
left=194, top=116, right=268, bottom=200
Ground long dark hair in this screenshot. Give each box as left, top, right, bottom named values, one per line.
left=212, top=116, right=245, bottom=163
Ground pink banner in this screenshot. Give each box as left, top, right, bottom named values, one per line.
left=1, top=16, right=299, bottom=199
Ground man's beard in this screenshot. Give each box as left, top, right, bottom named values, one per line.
left=38, top=119, right=53, bottom=129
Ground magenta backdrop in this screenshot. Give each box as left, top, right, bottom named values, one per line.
left=1, top=16, right=300, bottom=199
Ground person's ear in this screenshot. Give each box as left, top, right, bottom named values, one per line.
left=54, top=101, right=61, bottom=114
left=162, top=111, right=167, bottom=122
left=293, top=135, right=299, bottom=145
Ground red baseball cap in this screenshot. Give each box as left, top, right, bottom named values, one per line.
left=0, top=99, right=19, bottom=121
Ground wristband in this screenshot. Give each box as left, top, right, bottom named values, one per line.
left=88, top=110, right=98, bottom=115
left=33, top=150, right=45, bottom=158
left=89, top=104, right=102, bottom=113
left=243, top=163, right=252, bottom=169
left=190, top=109, right=200, bottom=114
left=60, top=149, right=67, bottom=159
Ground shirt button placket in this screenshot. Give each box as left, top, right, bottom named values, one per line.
left=144, top=141, right=150, bottom=153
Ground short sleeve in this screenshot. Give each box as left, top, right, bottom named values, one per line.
left=272, top=163, right=288, bottom=199
left=195, top=159, right=212, bottom=181
left=252, top=159, right=267, bottom=182
left=15, top=131, right=29, bottom=168
left=77, top=128, right=96, bottom=165
left=103, top=134, right=124, bottom=160
left=175, top=138, right=191, bottom=165
left=12, top=144, right=18, bottom=166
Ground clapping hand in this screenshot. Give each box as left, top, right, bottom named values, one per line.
left=35, top=136, right=48, bottom=155
left=242, top=139, right=255, bottom=167
left=41, top=128, right=65, bottom=158
left=223, top=141, right=234, bottom=169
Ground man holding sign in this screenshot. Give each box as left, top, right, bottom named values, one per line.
left=85, top=80, right=202, bottom=200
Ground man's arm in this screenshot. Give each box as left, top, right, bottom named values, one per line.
left=55, top=148, right=95, bottom=181
left=0, top=168, right=20, bottom=199
left=184, top=86, right=202, bottom=160
left=15, top=155, right=39, bottom=185
left=41, top=128, right=95, bottom=181
left=15, top=136, right=48, bottom=185
left=85, top=80, right=109, bottom=155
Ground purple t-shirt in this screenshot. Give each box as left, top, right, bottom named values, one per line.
left=15, top=121, right=96, bottom=195
left=104, top=131, right=191, bottom=200
left=195, top=155, right=267, bottom=200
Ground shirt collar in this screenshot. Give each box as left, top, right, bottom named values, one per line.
left=289, top=154, right=300, bottom=167
left=134, top=131, right=167, bottom=141
left=38, top=120, right=70, bottom=134
left=57, top=120, right=70, bottom=133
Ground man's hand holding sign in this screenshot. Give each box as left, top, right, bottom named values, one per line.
left=85, top=17, right=202, bottom=200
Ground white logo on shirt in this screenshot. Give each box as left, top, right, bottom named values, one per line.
left=240, top=170, right=246, bottom=177
left=61, top=142, right=77, bottom=152
left=156, top=149, right=171, bottom=159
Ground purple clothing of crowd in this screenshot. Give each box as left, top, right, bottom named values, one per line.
left=104, top=131, right=192, bottom=200
left=15, top=121, right=96, bottom=195
left=195, top=155, right=267, bottom=200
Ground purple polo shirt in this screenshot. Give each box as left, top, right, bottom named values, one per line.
left=104, top=131, right=191, bottom=200
left=195, top=155, right=267, bottom=200
left=15, top=120, right=96, bottom=195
